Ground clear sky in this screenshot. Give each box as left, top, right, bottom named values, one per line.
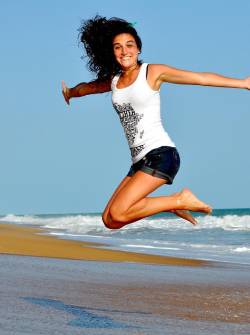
left=1, top=1, right=249, bottom=215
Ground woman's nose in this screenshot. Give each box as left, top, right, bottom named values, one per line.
left=121, top=46, right=128, bottom=55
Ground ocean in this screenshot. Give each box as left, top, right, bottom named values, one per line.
left=1, top=208, right=250, bottom=265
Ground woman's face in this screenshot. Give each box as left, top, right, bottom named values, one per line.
left=113, top=33, right=140, bottom=70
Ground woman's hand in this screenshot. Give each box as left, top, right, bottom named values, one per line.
left=245, top=77, right=250, bottom=90
left=62, top=80, right=70, bottom=105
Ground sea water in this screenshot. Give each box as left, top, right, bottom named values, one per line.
left=1, top=208, right=250, bottom=265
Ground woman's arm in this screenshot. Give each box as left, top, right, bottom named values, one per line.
left=150, top=64, right=250, bottom=91
left=62, top=79, right=111, bottom=105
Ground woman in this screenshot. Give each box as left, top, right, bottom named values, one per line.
left=62, top=16, right=249, bottom=229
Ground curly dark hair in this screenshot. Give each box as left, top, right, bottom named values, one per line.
left=78, top=15, right=142, bottom=81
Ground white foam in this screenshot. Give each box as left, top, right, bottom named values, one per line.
left=0, top=214, right=106, bottom=234
left=121, top=244, right=180, bottom=251
left=0, top=214, right=40, bottom=224
left=1, top=213, right=250, bottom=233
left=233, top=247, right=250, bottom=253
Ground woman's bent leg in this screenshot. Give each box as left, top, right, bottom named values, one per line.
left=108, top=171, right=211, bottom=228
left=102, top=176, right=131, bottom=229
left=102, top=175, right=197, bottom=228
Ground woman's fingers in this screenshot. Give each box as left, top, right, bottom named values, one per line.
left=62, top=80, right=70, bottom=105
left=245, top=76, right=250, bottom=90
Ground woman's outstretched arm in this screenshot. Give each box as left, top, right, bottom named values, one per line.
left=149, top=64, right=250, bottom=91
left=62, top=79, right=111, bottom=105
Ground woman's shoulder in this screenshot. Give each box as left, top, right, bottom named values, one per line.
left=147, top=63, right=168, bottom=72
left=145, top=64, right=170, bottom=90
left=146, top=64, right=166, bottom=79
left=147, top=63, right=174, bottom=80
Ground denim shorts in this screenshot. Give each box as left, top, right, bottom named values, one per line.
left=127, top=146, right=180, bottom=184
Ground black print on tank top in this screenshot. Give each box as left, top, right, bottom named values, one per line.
left=113, top=102, right=145, bottom=157
left=130, top=145, right=145, bottom=158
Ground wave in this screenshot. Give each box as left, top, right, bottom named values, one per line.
left=1, top=213, right=250, bottom=234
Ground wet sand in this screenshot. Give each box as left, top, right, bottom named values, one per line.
left=1, top=223, right=250, bottom=334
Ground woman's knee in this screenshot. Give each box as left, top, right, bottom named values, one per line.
left=109, top=205, right=128, bottom=224
left=101, top=211, right=125, bottom=229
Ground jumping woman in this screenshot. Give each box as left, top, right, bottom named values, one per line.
left=62, top=16, right=250, bottom=229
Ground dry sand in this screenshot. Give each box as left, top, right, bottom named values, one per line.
left=0, top=223, right=208, bottom=266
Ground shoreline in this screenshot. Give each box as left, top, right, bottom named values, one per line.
left=0, top=222, right=211, bottom=267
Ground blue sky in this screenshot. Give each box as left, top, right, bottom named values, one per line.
left=1, top=1, right=249, bottom=214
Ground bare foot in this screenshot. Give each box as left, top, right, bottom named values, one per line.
left=171, top=209, right=198, bottom=225
left=178, top=188, right=212, bottom=214
left=167, top=192, right=198, bottom=225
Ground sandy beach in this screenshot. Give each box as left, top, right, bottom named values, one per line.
left=0, top=223, right=208, bottom=266
left=1, top=222, right=250, bottom=334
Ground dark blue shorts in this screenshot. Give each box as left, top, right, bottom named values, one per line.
left=127, top=146, right=180, bottom=184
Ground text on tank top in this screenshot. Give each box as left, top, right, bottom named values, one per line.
left=111, top=63, right=175, bottom=163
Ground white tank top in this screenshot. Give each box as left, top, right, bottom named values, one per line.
left=111, top=63, right=175, bottom=163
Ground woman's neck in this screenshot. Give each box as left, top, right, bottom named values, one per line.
left=121, top=63, right=139, bottom=76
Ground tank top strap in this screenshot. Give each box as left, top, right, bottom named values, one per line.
left=136, top=63, right=148, bottom=85
left=111, top=74, right=120, bottom=90
left=137, top=63, right=148, bottom=82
